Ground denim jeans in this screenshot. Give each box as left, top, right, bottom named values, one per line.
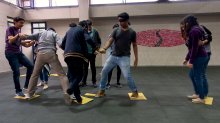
left=40, top=67, right=49, bottom=83
left=189, top=56, right=208, bottom=99
left=99, top=55, right=137, bottom=92
left=107, top=65, right=121, bottom=84
left=5, top=52, right=33, bottom=93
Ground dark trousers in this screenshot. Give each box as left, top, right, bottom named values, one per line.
left=82, top=54, right=97, bottom=84
left=107, top=65, right=121, bottom=85
left=5, top=52, right=33, bottom=93
left=66, top=57, right=84, bottom=102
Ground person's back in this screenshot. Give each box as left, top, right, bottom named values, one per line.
left=27, top=29, right=61, bottom=52
left=38, top=30, right=61, bottom=51
left=62, top=26, right=87, bottom=58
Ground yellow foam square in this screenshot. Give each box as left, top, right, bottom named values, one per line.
left=84, top=93, right=96, bottom=97
left=128, top=92, right=147, bottom=100
left=50, top=74, right=59, bottom=76
left=14, top=94, right=40, bottom=100
left=14, top=96, right=26, bottom=99
left=74, top=96, right=93, bottom=104
left=205, top=97, right=213, bottom=105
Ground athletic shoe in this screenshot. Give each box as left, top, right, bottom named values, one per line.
left=95, top=90, right=105, bottom=97
left=15, top=92, right=25, bottom=97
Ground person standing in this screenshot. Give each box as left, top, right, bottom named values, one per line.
left=182, top=15, right=208, bottom=104
left=96, top=12, right=139, bottom=97
left=61, top=22, right=88, bottom=103
left=106, top=24, right=122, bottom=89
left=83, top=19, right=101, bottom=87
left=5, top=17, right=34, bottom=97
left=23, top=28, right=72, bottom=104
left=33, top=43, right=50, bottom=90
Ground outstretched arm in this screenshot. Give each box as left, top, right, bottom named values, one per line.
left=98, top=37, right=114, bottom=54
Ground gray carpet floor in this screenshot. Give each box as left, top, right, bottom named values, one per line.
left=0, top=67, right=219, bottom=123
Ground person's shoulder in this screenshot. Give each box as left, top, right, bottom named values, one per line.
left=7, top=26, right=15, bottom=31
left=190, top=26, right=202, bottom=34
left=128, top=27, right=136, bottom=34
left=92, top=27, right=98, bottom=32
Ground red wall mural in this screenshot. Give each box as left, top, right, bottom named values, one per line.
left=136, top=29, right=185, bottom=47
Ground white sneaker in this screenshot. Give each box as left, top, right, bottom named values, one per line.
left=192, top=98, right=205, bottom=104
left=37, top=82, right=44, bottom=87
left=70, top=94, right=76, bottom=100
left=25, top=93, right=31, bottom=99
left=187, top=94, right=199, bottom=99
left=43, top=84, right=49, bottom=90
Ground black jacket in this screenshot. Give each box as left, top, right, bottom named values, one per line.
left=61, top=26, right=88, bottom=62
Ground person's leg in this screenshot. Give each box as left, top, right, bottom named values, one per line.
left=42, top=67, right=49, bottom=89
left=5, top=53, right=22, bottom=94
left=39, top=69, right=44, bottom=83
left=117, top=56, right=137, bottom=93
left=42, top=67, right=49, bottom=83
left=99, top=55, right=117, bottom=90
left=27, top=53, right=45, bottom=95
left=90, top=54, right=97, bottom=85
left=107, top=68, right=113, bottom=85
left=117, top=65, right=122, bottom=88
left=192, top=57, right=207, bottom=102
left=81, top=59, right=89, bottom=86
left=203, top=54, right=210, bottom=96
left=49, top=54, right=69, bottom=94
left=189, top=68, right=199, bottom=96
left=18, top=53, right=33, bottom=89
left=65, top=57, right=83, bottom=103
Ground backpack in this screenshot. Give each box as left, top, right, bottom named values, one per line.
left=200, top=25, right=212, bottom=43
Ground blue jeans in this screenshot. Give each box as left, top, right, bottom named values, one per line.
left=99, top=55, right=137, bottom=92
left=5, top=52, right=33, bottom=93
left=189, top=56, right=208, bottom=99
left=40, top=67, right=49, bottom=83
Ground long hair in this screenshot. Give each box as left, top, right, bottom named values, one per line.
left=181, top=15, right=199, bottom=37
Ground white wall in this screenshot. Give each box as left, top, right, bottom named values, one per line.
left=0, top=1, right=23, bottom=72
left=93, top=14, right=220, bottom=66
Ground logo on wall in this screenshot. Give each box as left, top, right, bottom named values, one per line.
left=137, top=29, right=185, bottom=47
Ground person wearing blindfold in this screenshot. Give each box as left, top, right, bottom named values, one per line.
left=96, top=12, right=139, bottom=98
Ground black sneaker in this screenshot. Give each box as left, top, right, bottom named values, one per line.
left=79, top=82, right=87, bottom=87
left=92, top=83, right=98, bottom=88
left=116, top=83, right=122, bottom=88
left=106, top=84, right=111, bottom=89
left=15, top=92, right=25, bottom=97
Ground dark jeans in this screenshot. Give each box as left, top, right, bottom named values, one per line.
left=40, top=67, right=49, bottom=83
left=5, top=52, right=33, bottom=93
left=107, top=65, right=121, bottom=85
left=82, top=54, right=97, bottom=84
left=189, top=56, right=208, bottom=99
left=66, top=57, right=84, bottom=102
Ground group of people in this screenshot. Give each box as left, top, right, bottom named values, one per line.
left=5, top=12, right=211, bottom=105
left=5, top=12, right=138, bottom=104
